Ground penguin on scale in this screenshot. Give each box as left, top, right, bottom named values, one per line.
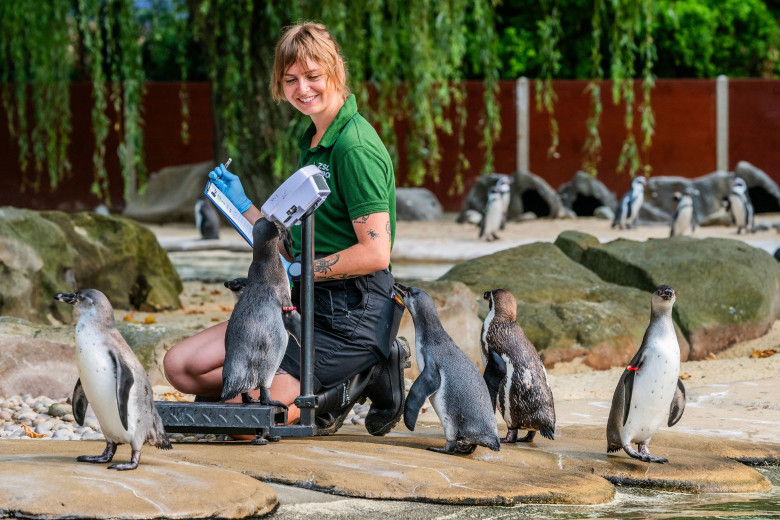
left=612, top=176, right=647, bottom=230
left=606, top=285, right=686, bottom=463
left=221, top=218, right=300, bottom=431
left=53, top=289, right=171, bottom=470
left=398, top=284, right=501, bottom=455
left=481, top=288, right=556, bottom=444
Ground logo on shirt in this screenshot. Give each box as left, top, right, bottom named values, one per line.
left=317, top=162, right=331, bottom=178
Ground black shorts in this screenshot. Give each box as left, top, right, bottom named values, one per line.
left=279, top=268, right=396, bottom=393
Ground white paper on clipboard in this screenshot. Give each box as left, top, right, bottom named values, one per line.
left=204, top=182, right=254, bottom=246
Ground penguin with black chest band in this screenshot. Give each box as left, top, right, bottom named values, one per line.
left=612, top=176, right=646, bottom=230
left=607, top=285, right=686, bottom=463
left=398, top=284, right=500, bottom=455
left=53, top=289, right=171, bottom=470
left=481, top=288, right=556, bottom=443
left=222, top=218, right=297, bottom=416
left=496, top=176, right=512, bottom=230
left=670, top=187, right=699, bottom=237
left=726, top=177, right=755, bottom=234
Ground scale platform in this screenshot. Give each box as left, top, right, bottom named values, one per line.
left=155, top=401, right=317, bottom=439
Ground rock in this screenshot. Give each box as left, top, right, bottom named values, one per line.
left=439, top=242, right=687, bottom=368
left=395, top=280, right=484, bottom=374
left=122, top=161, right=218, bottom=224
left=593, top=205, right=614, bottom=220
left=554, top=230, right=601, bottom=264
left=395, top=187, right=443, bottom=221
left=47, top=403, right=72, bottom=418
left=457, top=171, right=564, bottom=223
left=557, top=171, right=618, bottom=217
left=640, top=176, right=697, bottom=224
left=0, top=207, right=182, bottom=324
left=734, top=161, right=780, bottom=213
left=0, top=316, right=191, bottom=397
left=578, top=235, right=780, bottom=359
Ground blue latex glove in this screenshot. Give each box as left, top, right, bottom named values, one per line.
left=208, top=164, right=252, bottom=213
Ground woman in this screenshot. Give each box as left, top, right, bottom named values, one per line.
left=163, top=22, right=406, bottom=435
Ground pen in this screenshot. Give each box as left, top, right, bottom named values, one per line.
left=224, top=158, right=232, bottom=170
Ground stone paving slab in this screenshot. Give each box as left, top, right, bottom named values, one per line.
left=0, top=441, right=277, bottom=519
left=163, top=436, right=615, bottom=506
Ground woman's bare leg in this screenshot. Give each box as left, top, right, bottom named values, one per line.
left=163, top=321, right=301, bottom=422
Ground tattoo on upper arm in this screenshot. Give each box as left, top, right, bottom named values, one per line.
left=368, top=229, right=379, bottom=240
left=385, top=221, right=391, bottom=236
left=353, top=215, right=370, bottom=225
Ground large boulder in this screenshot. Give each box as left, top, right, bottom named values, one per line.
left=0, top=316, right=190, bottom=398
left=577, top=235, right=780, bottom=359
left=0, top=207, right=182, bottom=324
left=557, top=171, right=618, bottom=217
left=457, top=171, right=564, bottom=223
left=438, top=242, right=688, bottom=369
left=395, top=187, right=444, bottom=221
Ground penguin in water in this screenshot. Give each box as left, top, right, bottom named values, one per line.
left=726, top=177, right=754, bottom=234
left=612, top=176, right=647, bottom=230
left=607, top=285, right=686, bottom=463
left=195, top=193, right=220, bottom=239
left=481, top=288, right=556, bottom=443
left=53, top=289, right=171, bottom=470
left=398, top=284, right=500, bottom=455
left=479, top=185, right=505, bottom=241
left=670, top=187, right=699, bottom=237
left=221, top=218, right=297, bottom=417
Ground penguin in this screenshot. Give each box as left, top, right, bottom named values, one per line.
left=612, top=176, right=646, bottom=230
left=224, top=277, right=247, bottom=304
left=221, top=218, right=295, bottom=415
left=194, top=193, right=220, bottom=239
left=479, top=185, right=504, bottom=241
left=496, top=176, right=512, bottom=230
left=669, top=187, right=699, bottom=237
left=481, top=288, right=556, bottom=443
left=726, top=177, right=754, bottom=234
left=397, top=283, right=500, bottom=455
left=606, top=285, right=686, bottom=464
left=53, top=289, right=171, bottom=470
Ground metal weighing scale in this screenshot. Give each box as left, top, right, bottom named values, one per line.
left=154, top=166, right=331, bottom=442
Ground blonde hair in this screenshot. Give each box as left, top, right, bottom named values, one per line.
left=270, top=22, right=350, bottom=103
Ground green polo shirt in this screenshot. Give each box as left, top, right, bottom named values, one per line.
left=290, top=95, right=396, bottom=260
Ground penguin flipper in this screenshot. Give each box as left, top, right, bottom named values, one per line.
left=403, top=366, right=441, bottom=432
left=668, top=378, right=686, bottom=427
left=482, top=350, right=507, bottom=412
left=110, top=350, right=135, bottom=431
left=621, top=368, right=636, bottom=427
left=72, top=379, right=88, bottom=426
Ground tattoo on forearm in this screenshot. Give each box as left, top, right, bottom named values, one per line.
left=353, top=215, right=370, bottom=224
left=368, top=229, right=379, bottom=240
left=314, top=254, right=339, bottom=275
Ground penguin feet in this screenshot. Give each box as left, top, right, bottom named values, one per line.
left=77, top=442, right=117, bottom=464
left=518, top=430, right=537, bottom=443
left=107, top=450, right=140, bottom=471
left=501, top=429, right=518, bottom=443
left=624, top=444, right=668, bottom=464
left=244, top=389, right=289, bottom=410
left=427, top=440, right=477, bottom=455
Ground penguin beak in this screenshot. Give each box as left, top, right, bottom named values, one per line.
left=662, top=289, right=674, bottom=300
left=483, top=291, right=490, bottom=300
left=54, top=292, right=77, bottom=305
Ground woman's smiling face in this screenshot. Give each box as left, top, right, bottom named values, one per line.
left=283, top=58, right=342, bottom=122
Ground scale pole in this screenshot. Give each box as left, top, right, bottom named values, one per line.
left=298, top=211, right=316, bottom=425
